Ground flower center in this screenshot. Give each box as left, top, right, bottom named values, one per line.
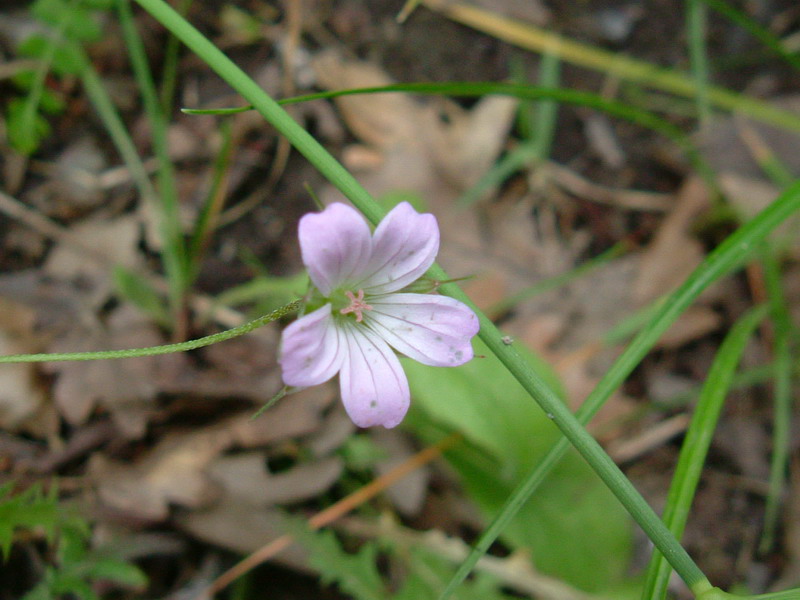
left=339, top=289, right=372, bottom=323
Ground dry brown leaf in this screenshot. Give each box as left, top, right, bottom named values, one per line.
left=697, top=96, right=800, bottom=256
left=633, top=177, right=710, bottom=305
left=43, top=215, right=143, bottom=308
left=0, top=298, right=45, bottom=431
left=177, top=502, right=309, bottom=570
left=89, top=390, right=337, bottom=521
left=89, top=427, right=231, bottom=521
left=371, top=428, right=430, bottom=516
left=45, top=305, right=162, bottom=437
left=311, top=49, right=516, bottom=195
left=205, top=452, right=342, bottom=506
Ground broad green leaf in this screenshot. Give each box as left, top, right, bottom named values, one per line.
left=404, top=339, right=633, bottom=593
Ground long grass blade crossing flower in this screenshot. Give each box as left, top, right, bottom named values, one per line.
left=279, top=202, right=479, bottom=428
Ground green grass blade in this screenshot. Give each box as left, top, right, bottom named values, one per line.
left=243, top=82, right=716, bottom=184
left=422, top=1, right=800, bottom=133
left=117, top=0, right=188, bottom=316
left=687, top=0, right=712, bottom=125
left=486, top=242, right=627, bottom=319
left=641, top=305, right=768, bottom=600
left=458, top=52, right=560, bottom=207
left=188, top=117, right=234, bottom=281
left=759, top=251, right=794, bottom=552
left=701, top=0, right=800, bottom=72
left=159, top=0, right=193, bottom=112
left=75, top=46, right=158, bottom=205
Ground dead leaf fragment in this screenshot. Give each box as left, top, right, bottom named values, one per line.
left=46, top=305, right=162, bottom=437
left=633, top=177, right=710, bottom=305
left=43, top=215, right=143, bottom=308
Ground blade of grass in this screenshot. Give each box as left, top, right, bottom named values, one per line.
left=700, top=0, right=800, bottom=72
left=74, top=46, right=157, bottom=204
left=458, top=51, right=560, bottom=207
left=687, top=0, right=712, bottom=125
left=641, top=304, right=769, bottom=600
left=281, top=82, right=715, bottom=184
left=159, top=0, right=193, bottom=112
left=187, top=117, right=234, bottom=282
left=759, top=251, right=793, bottom=553
left=486, top=241, right=628, bottom=319
left=117, top=0, right=188, bottom=320
left=420, top=0, right=800, bottom=133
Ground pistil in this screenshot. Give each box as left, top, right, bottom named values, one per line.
left=340, top=289, right=373, bottom=322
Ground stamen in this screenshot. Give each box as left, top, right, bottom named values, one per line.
left=340, top=289, right=373, bottom=322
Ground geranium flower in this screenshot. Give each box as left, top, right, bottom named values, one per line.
left=279, top=202, right=479, bottom=428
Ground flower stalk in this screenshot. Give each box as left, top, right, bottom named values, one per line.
left=0, top=301, right=301, bottom=364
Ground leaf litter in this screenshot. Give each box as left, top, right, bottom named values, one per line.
left=1, top=0, right=799, bottom=596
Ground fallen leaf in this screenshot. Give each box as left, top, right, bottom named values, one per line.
left=0, top=298, right=45, bottom=431
left=45, top=305, right=162, bottom=437
left=43, top=215, right=143, bottom=308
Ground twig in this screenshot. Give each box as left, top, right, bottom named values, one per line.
left=204, top=432, right=462, bottom=597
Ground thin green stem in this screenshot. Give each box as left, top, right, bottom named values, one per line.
left=74, top=45, right=158, bottom=214
left=700, top=0, right=800, bottom=72
left=188, top=117, right=234, bottom=281
left=117, top=0, right=188, bottom=317
left=641, top=305, right=768, bottom=600
left=183, top=82, right=712, bottom=183
left=760, top=251, right=793, bottom=552
left=0, top=301, right=300, bottom=364
left=487, top=242, right=627, bottom=318
left=687, top=0, right=712, bottom=125
left=159, top=0, right=194, bottom=112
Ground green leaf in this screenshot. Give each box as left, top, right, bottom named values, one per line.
left=30, top=0, right=104, bottom=42
left=6, top=97, right=52, bottom=156
left=112, top=266, right=171, bottom=326
left=18, top=35, right=85, bottom=77
left=0, top=483, right=60, bottom=559
left=295, top=528, right=386, bottom=600
left=85, top=558, right=148, bottom=587
left=395, top=547, right=515, bottom=600
left=212, top=272, right=308, bottom=316
left=404, top=339, right=633, bottom=593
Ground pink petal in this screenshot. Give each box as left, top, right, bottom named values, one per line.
left=338, top=323, right=410, bottom=428
left=355, top=202, right=439, bottom=295
left=279, top=304, right=345, bottom=387
left=365, top=293, right=479, bottom=367
left=299, top=203, right=372, bottom=296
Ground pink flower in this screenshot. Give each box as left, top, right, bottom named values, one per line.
left=279, top=202, right=479, bottom=428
